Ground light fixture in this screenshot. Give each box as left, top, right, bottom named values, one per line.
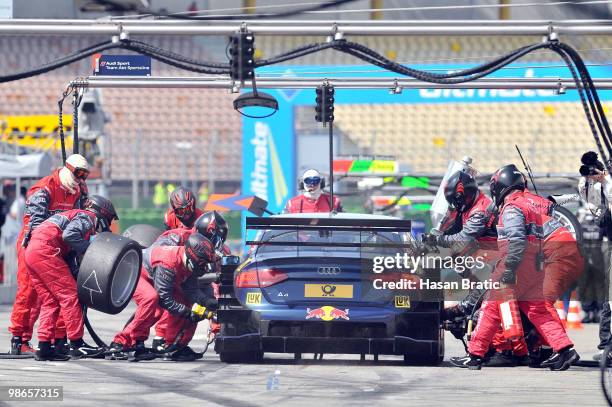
left=233, top=78, right=279, bottom=119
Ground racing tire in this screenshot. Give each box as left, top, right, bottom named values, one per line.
left=219, top=351, right=263, bottom=364
left=77, top=232, right=142, bottom=315
left=122, top=224, right=163, bottom=249
left=549, top=205, right=582, bottom=243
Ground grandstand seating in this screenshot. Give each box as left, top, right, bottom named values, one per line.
left=332, top=102, right=600, bottom=174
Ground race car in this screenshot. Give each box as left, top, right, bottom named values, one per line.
left=215, top=213, right=444, bottom=365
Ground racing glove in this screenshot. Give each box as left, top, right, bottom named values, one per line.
left=421, top=233, right=438, bottom=246
left=500, top=269, right=516, bottom=285
left=188, top=303, right=215, bottom=322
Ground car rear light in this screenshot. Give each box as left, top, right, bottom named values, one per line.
left=235, top=270, right=259, bottom=288
left=235, top=268, right=288, bottom=288
left=257, top=268, right=288, bottom=287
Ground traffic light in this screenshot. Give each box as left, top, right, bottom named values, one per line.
left=229, top=32, right=255, bottom=82
left=315, top=84, right=335, bottom=123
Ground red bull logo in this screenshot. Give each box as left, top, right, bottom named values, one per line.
left=305, top=306, right=350, bottom=321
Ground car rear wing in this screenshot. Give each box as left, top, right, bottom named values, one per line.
left=245, top=216, right=413, bottom=248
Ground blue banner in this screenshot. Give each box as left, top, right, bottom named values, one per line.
left=257, top=64, right=612, bottom=104
left=93, top=54, right=152, bottom=76
left=242, top=108, right=296, bottom=214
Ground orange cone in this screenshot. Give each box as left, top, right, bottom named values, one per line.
left=566, top=296, right=584, bottom=330
left=554, top=300, right=567, bottom=328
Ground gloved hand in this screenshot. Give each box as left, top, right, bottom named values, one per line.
left=421, top=233, right=438, bottom=247
left=442, top=304, right=465, bottom=321
left=500, top=269, right=516, bottom=285
left=188, top=303, right=215, bottom=322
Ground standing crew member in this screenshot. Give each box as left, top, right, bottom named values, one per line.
left=422, top=171, right=529, bottom=366
left=26, top=195, right=117, bottom=361
left=107, top=233, right=217, bottom=362
left=8, top=154, right=89, bottom=355
left=284, top=169, right=343, bottom=213
left=451, top=165, right=579, bottom=370
left=164, top=186, right=204, bottom=229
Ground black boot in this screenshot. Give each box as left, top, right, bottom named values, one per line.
left=70, top=339, right=105, bottom=359
left=483, top=351, right=516, bottom=367
left=105, top=342, right=129, bottom=360
left=132, top=341, right=157, bottom=362
left=53, top=337, right=70, bottom=356
left=10, top=336, right=22, bottom=355
left=35, top=341, right=70, bottom=362
left=529, top=347, right=553, bottom=368
left=151, top=337, right=166, bottom=354
left=164, top=346, right=198, bottom=362
left=541, top=347, right=580, bottom=371
left=450, top=354, right=483, bottom=370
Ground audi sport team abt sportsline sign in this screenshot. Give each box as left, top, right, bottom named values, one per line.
left=92, top=54, right=152, bottom=76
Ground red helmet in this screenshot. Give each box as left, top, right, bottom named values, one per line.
left=169, top=187, right=196, bottom=224
left=184, top=233, right=216, bottom=276
left=194, top=211, right=229, bottom=251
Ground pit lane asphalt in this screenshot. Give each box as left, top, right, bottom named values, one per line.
left=0, top=304, right=605, bottom=407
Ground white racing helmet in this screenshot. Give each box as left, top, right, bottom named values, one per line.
left=59, top=154, right=90, bottom=193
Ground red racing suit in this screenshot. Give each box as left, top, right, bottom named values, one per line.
left=284, top=193, right=343, bottom=213
left=24, top=209, right=97, bottom=342
left=113, top=245, right=214, bottom=348
left=164, top=207, right=204, bottom=230
left=9, top=169, right=85, bottom=342
left=147, top=228, right=225, bottom=339
left=468, top=190, right=573, bottom=358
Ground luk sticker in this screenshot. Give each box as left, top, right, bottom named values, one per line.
left=394, top=295, right=411, bottom=309
left=305, top=306, right=349, bottom=321
left=246, top=292, right=262, bottom=304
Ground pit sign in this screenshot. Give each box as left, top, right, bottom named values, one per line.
left=92, top=54, right=152, bottom=76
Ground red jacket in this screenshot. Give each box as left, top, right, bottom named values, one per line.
left=164, top=207, right=204, bottom=229
left=32, top=209, right=97, bottom=257
left=22, top=169, right=85, bottom=237
left=284, top=193, right=343, bottom=213
left=148, top=245, right=194, bottom=316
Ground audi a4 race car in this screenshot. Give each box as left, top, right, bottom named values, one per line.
left=215, top=213, right=444, bottom=365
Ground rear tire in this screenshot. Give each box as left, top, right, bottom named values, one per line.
left=219, top=351, right=263, bottom=364
left=122, top=224, right=163, bottom=249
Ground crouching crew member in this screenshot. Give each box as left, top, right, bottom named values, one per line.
left=8, top=154, right=90, bottom=355
left=26, top=195, right=117, bottom=361
left=284, top=169, right=343, bottom=213
left=164, top=187, right=204, bottom=229
left=148, top=211, right=229, bottom=352
left=107, top=233, right=217, bottom=362
left=452, top=165, right=579, bottom=370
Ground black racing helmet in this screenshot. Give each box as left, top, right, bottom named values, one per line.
left=444, top=170, right=479, bottom=213
left=194, top=211, right=229, bottom=250
left=184, top=233, right=216, bottom=276
left=84, top=195, right=118, bottom=232
left=489, top=164, right=526, bottom=207
left=169, top=186, right=196, bottom=223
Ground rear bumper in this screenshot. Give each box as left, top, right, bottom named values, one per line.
left=215, top=333, right=439, bottom=355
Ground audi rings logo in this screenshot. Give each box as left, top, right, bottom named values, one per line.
left=318, top=266, right=341, bottom=275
